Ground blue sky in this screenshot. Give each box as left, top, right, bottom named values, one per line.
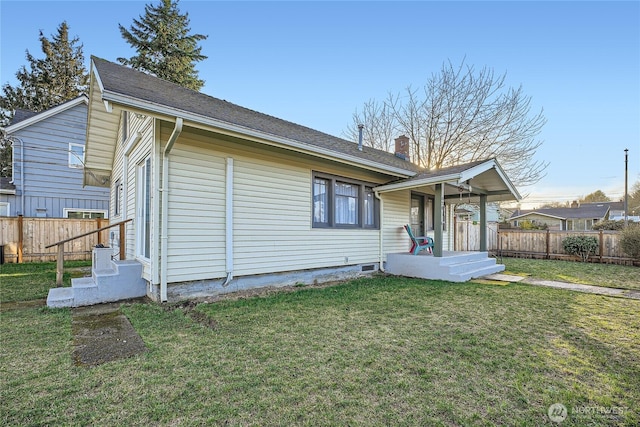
left=1, top=0, right=639, bottom=209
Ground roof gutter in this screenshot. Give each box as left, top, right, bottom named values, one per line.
left=99, top=90, right=416, bottom=178
left=160, top=117, right=183, bottom=302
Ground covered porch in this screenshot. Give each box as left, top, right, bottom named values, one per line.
left=375, top=158, right=521, bottom=281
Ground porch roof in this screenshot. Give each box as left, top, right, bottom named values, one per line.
left=373, top=158, right=521, bottom=202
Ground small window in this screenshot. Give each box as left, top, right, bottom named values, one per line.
left=63, top=209, right=107, bottom=219
left=312, top=172, right=379, bottom=229
left=122, top=111, right=129, bottom=144
left=0, top=202, right=9, bottom=216
left=114, top=178, right=123, bottom=216
left=137, top=157, right=151, bottom=259
left=69, top=143, right=85, bottom=168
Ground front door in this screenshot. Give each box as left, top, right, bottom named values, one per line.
left=410, top=194, right=424, bottom=236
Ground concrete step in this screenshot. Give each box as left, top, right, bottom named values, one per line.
left=448, top=258, right=497, bottom=274
left=46, top=287, right=74, bottom=308
left=451, top=263, right=506, bottom=282
left=46, top=256, right=146, bottom=308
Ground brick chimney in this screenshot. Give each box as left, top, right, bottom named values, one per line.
left=394, top=135, right=410, bottom=162
left=571, top=200, right=579, bottom=208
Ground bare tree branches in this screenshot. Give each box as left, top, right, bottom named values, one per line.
left=346, top=59, right=548, bottom=187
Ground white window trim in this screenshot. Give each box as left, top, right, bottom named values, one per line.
left=114, top=178, right=123, bottom=217
left=136, top=156, right=151, bottom=260
left=68, top=143, right=85, bottom=169
left=62, top=208, right=109, bottom=219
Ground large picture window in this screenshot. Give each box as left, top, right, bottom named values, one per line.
left=312, top=172, right=379, bottom=229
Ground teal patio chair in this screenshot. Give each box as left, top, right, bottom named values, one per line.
left=403, top=224, right=434, bottom=255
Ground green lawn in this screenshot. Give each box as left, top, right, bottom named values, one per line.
left=0, top=260, right=91, bottom=303
left=1, top=262, right=638, bottom=426
left=501, top=257, right=640, bottom=291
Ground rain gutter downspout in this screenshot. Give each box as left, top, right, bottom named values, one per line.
left=19, top=137, right=24, bottom=216
left=160, top=118, right=183, bottom=302
left=222, top=157, right=233, bottom=287
left=375, top=191, right=384, bottom=272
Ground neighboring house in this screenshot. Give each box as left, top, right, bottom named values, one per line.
left=454, top=203, right=502, bottom=222
left=607, top=201, right=640, bottom=222
left=74, top=57, right=520, bottom=303
left=509, top=202, right=611, bottom=231
left=0, top=96, right=110, bottom=218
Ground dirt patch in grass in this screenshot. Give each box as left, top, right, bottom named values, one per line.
left=72, top=302, right=147, bottom=366
left=164, top=300, right=219, bottom=329
left=0, top=298, right=46, bottom=312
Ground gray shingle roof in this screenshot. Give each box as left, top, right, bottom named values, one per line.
left=0, top=177, right=16, bottom=191
left=401, top=160, right=488, bottom=183
left=10, top=109, right=38, bottom=125
left=92, top=56, right=422, bottom=174
left=511, top=204, right=610, bottom=220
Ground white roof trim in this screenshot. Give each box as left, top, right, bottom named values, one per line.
left=373, top=173, right=461, bottom=193
left=373, top=159, right=521, bottom=201
left=5, top=95, right=88, bottom=133
left=98, top=89, right=417, bottom=179
left=510, top=212, right=567, bottom=221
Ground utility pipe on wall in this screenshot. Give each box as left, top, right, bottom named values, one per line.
left=160, top=118, right=183, bottom=302
left=222, top=157, right=234, bottom=286
left=375, top=191, right=384, bottom=272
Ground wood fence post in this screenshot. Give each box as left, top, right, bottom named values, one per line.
left=546, top=229, right=550, bottom=259
left=56, top=244, right=64, bottom=287
left=119, top=222, right=126, bottom=260
left=97, top=218, right=103, bottom=246
left=17, top=215, right=23, bottom=263
left=599, top=230, right=604, bottom=263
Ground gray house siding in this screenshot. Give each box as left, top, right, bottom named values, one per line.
left=6, top=100, right=109, bottom=218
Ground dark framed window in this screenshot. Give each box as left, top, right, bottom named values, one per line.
left=114, top=178, right=123, bottom=217
left=122, top=111, right=129, bottom=144
left=312, top=172, right=379, bottom=229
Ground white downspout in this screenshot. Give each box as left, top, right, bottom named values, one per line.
left=160, top=118, right=183, bottom=302
left=222, top=157, right=234, bottom=286
left=8, top=136, right=25, bottom=215
left=375, top=191, right=384, bottom=272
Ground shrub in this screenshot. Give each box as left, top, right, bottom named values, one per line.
left=592, top=219, right=626, bottom=231
left=620, top=225, right=640, bottom=260
left=519, top=220, right=548, bottom=230
left=562, top=235, right=599, bottom=262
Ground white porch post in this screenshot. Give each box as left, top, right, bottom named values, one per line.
left=434, top=183, right=443, bottom=257
left=479, top=194, right=487, bottom=252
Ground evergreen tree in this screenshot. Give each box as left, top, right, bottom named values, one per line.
left=0, top=21, right=88, bottom=126
left=0, top=132, right=12, bottom=178
left=118, top=0, right=208, bottom=90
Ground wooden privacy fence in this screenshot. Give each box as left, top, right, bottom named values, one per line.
left=0, top=216, right=111, bottom=263
left=455, top=221, right=637, bottom=266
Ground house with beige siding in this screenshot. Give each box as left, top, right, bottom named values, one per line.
left=47, top=57, right=520, bottom=307
left=509, top=203, right=611, bottom=231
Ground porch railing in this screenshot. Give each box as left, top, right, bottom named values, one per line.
left=45, top=218, right=133, bottom=286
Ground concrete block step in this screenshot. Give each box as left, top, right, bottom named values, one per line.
left=46, top=287, right=74, bottom=308
left=448, top=258, right=497, bottom=274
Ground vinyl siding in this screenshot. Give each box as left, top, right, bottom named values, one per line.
left=381, top=190, right=412, bottom=257
left=164, top=126, right=398, bottom=283
left=10, top=102, right=109, bottom=217
left=110, top=113, right=155, bottom=280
